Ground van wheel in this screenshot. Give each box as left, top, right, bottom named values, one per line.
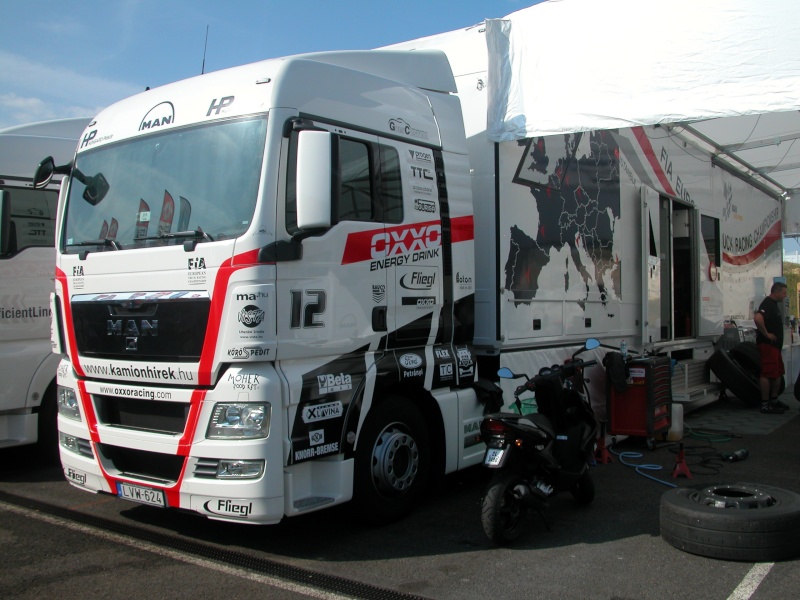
left=660, top=483, right=800, bottom=561
left=353, top=396, right=430, bottom=524
left=707, top=348, right=760, bottom=405
left=35, top=385, right=59, bottom=463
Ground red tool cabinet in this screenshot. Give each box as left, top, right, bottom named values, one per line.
left=606, top=356, right=672, bottom=438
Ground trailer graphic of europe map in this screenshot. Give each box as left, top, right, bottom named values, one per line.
left=506, top=131, right=621, bottom=310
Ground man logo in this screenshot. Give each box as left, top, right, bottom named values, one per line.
left=140, top=102, right=175, bottom=131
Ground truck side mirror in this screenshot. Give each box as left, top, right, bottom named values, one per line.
left=296, top=130, right=334, bottom=230
left=0, top=190, right=9, bottom=255
left=33, top=156, right=56, bottom=190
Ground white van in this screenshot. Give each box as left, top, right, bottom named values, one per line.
left=0, top=118, right=89, bottom=452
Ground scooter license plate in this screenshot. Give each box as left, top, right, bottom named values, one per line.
left=484, top=448, right=504, bottom=466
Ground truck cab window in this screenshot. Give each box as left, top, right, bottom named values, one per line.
left=286, top=134, right=403, bottom=232
left=337, top=139, right=373, bottom=221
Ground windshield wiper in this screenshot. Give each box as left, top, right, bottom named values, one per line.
left=134, top=227, right=214, bottom=243
left=67, top=238, right=123, bottom=250
left=134, top=227, right=214, bottom=251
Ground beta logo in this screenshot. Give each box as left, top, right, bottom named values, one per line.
left=317, top=373, right=352, bottom=394
left=204, top=499, right=253, bottom=518
left=238, top=305, right=265, bottom=328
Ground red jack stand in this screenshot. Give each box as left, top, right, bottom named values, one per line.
left=594, top=424, right=613, bottom=464
left=672, top=443, right=692, bottom=479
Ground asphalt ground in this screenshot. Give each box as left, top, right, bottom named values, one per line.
left=0, top=390, right=798, bottom=600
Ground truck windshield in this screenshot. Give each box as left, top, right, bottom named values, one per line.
left=62, top=115, right=267, bottom=252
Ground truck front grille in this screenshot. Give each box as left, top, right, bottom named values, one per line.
left=97, top=444, right=185, bottom=484
left=94, top=395, right=190, bottom=434
left=71, top=293, right=210, bottom=361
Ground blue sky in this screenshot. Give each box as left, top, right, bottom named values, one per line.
left=0, top=0, right=534, bottom=130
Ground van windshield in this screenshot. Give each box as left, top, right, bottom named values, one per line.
left=62, top=115, right=267, bottom=252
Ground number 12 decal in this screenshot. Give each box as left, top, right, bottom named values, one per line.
left=290, top=290, right=326, bottom=328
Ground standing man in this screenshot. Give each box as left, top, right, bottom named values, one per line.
left=754, top=281, right=790, bottom=414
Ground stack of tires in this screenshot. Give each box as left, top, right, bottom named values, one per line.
left=707, top=341, right=784, bottom=405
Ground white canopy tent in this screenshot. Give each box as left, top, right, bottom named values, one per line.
left=484, top=0, right=800, bottom=230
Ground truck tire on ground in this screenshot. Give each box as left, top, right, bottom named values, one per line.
left=729, top=341, right=760, bottom=375
left=481, top=470, right=528, bottom=545
left=353, top=396, right=430, bottom=524
left=570, top=469, right=595, bottom=506
left=660, top=483, right=800, bottom=561
left=707, top=348, right=761, bottom=405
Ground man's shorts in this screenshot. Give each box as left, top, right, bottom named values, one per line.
left=758, top=342, right=785, bottom=379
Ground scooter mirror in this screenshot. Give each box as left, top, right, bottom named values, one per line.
left=497, top=367, right=515, bottom=379
left=585, top=338, right=600, bottom=350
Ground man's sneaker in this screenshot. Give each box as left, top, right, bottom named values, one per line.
left=760, top=403, right=786, bottom=414
left=774, top=399, right=790, bottom=410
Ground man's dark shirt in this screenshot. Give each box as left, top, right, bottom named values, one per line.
left=756, top=296, right=783, bottom=348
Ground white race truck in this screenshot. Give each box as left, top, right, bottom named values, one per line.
left=0, top=118, right=90, bottom=453
left=42, top=29, right=780, bottom=524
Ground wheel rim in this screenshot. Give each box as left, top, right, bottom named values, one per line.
left=371, top=423, right=419, bottom=495
left=688, top=484, right=778, bottom=509
left=498, top=484, right=524, bottom=533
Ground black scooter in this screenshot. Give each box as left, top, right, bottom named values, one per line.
left=479, top=339, right=600, bottom=544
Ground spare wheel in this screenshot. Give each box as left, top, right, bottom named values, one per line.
left=660, top=483, right=800, bottom=561
left=706, top=349, right=760, bottom=405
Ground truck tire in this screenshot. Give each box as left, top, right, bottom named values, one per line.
left=707, top=348, right=760, bottom=405
left=481, top=470, right=528, bottom=545
left=660, top=483, right=800, bottom=561
left=729, top=341, right=760, bottom=376
left=353, top=396, right=430, bottom=524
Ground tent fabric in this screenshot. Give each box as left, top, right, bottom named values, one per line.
left=486, top=0, right=800, bottom=142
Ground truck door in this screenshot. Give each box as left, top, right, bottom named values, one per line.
left=278, top=126, right=389, bottom=359
left=379, top=138, right=444, bottom=349
left=641, top=186, right=671, bottom=344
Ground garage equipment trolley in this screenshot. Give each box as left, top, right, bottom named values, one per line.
left=606, top=356, right=672, bottom=449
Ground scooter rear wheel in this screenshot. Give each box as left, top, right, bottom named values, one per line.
left=481, top=471, right=528, bottom=545
left=570, top=469, right=595, bottom=505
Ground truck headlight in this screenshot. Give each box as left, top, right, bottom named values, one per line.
left=217, top=460, right=264, bottom=479
left=207, top=403, right=269, bottom=439
left=57, top=386, right=81, bottom=421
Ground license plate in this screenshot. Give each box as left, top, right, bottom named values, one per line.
left=484, top=448, right=505, bottom=466
left=116, top=482, right=166, bottom=507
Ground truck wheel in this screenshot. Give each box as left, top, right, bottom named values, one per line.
left=707, top=348, right=761, bottom=405
left=353, top=396, right=430, bottom=524
left=729, top=341, right=760, bottom=376
left=570, top=469, right=595, bottom=506
left=481, top=471, right=528, bottom=545
left=660, top=483, right=800, bottom=561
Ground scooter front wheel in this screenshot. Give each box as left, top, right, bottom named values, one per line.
left=481, top=471, right=528, bottom=545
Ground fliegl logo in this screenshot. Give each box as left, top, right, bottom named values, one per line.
left=203, top=499, right=253, bottom=518
left=400, top=271, right=436, bottom=291
left=139, top=101, right=175, bottom=131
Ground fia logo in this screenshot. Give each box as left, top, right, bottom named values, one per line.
left=73, top=266, right=84, bottom=276
left=188, top=257, right=206, bottom=270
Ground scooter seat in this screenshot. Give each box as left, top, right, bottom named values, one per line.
left=517, top=413, right=555, bottom=438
